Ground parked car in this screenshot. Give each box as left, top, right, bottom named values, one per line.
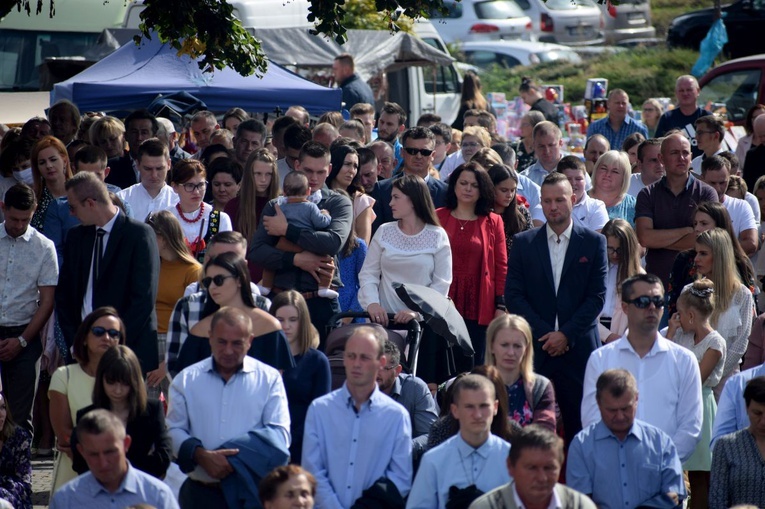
left=667, top=0, right=765, bottom=58
left=459, top=40, right=583, bottom=69
left=698, top=55, right=765, bottom=125
left=511, top=0, right=604, bottom=45
left=428, top=0, right=533, bottom=44
left=598, top=0, right=656, bottom=44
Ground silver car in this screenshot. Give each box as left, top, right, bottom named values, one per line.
left=599, top=0, right=656, bottom=44
left=513, top=0, right=604, bottom=45
left=428, top=0, right=534, bottom=44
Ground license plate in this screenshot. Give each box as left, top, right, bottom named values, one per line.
left=568, top=25, right=593, bottom=36
left=627, top=12, right=645, bottom=21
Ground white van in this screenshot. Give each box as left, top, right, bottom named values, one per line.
left=0, top=0, right=311, bottom=91
left=0, top=0, right=461, bottom=124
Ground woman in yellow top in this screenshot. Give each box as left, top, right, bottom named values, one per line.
left=145, top=210, right=202, bottom=397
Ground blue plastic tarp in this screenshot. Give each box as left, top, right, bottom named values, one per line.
left=50, top=35, right=341, bottom=115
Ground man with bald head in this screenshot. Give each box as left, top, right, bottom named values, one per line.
left=656, top=75, right=712, bottom=159
left=635, top=133, right=717, bottom=287
left=583, top=134, right=610, bottom=175
left=743, top=114, right=765, bottom=190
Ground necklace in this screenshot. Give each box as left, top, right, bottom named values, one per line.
left=176, top=202, right=205, bottom=224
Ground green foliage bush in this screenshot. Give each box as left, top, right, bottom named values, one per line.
left=478, top=46, right=701, bottom=106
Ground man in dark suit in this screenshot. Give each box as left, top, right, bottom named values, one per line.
left=505, top=171, right=607, bottom=444
left=371, top=126, right=448, bottom=233
left=56, top=172, right=160, bottom=372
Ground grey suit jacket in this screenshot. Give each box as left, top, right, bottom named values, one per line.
left=469, top=481, right=596, bottom=509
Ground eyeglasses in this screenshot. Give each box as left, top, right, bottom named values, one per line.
left=91, top=326, right=122, bottom=340
left=461, top=142, right=481, bottom=149
left=642, top=107, right=658, bottom=113
left=202, top=274, right=235, bottom=288
left=623, top=295, right=664, bottom=309
left=606, top=246, right=621, bottom=256
left=404, top=147, right=434, bottom=157
left=381, top=366, right=397, bottom=371
left=180, top=181, right=208, bottom=193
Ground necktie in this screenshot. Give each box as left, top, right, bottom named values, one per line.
left=93, top=228, right=106, bottom=283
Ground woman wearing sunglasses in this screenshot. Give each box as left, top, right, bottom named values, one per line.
left=326, top=144, right=375, bottom=246
left=145, top=210, right=202, bottom=399
left=71, top=345, right=171, bottom=479
left=436, top=161, right=507, bottom=374
left=174, top=251, right=292, bottom=374
left=169, top=159, right=232, bottom=262
left=694, top=228, right=754, bottom=400
left=48, top=307, right=125, bottom=493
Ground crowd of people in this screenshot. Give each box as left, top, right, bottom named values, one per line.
left=4, top=62, right=765, bottom=509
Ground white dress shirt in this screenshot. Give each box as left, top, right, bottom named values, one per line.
left=81, top=210, right=120, bottom=319
left=546, top=221, right=573, bottom=294
left=581, top=333, right=702, bottom=463
left=117, top=183, right=179, bottom=223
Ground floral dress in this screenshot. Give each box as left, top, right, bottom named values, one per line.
left=0, top=427, right=32, bottom=509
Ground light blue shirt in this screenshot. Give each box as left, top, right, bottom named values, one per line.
left=407, top=433, right=511, bottom=509
left=167, top=356, right=290, bottom=483
left=522, top=160, right=592, bottom=189
left=586, top=115, right=648, bottom=151
left=567, top=420, right=685, bottom=509
left=50, top=462, right=179, bottom=509
left=712, top=363, right=765, bottom=446
left=516, top=174, right=543, bottom=223
left=302, top=384, right=413, bottom=509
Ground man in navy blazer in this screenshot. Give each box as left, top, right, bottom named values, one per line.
left=371, top=126, right=448, bottom=233
left=505, top=172, right=607, bottom=444
left=56, top=172, right=160, bottom=372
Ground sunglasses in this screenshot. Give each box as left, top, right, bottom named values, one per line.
left=623, top=295, right=664, bottom=309
left=404, top=147, right=434, bottom=157
left=202, top=274, right=235, bottom=288
left=91, top=326, right=122, bottom=339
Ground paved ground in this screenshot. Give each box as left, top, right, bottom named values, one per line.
left=31, top=457, right=53, bottom=509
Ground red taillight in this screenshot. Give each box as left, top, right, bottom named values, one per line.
left=525, top=21, right=532, bottom=31
left=469, top=23, right=500, bottom=33
left=540, top=13, right=554, bottom=32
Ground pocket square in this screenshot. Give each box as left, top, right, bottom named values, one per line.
left=579, top=256, right=589, bottom=263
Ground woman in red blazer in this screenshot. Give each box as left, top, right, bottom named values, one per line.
left=437, top=161, right=508, bottom=372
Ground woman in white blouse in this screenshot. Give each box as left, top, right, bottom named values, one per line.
left=358, top=175, right=452, bottom=382
left=694, top=228, right=754, bottom=400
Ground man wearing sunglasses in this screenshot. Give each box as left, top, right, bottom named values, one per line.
left=370, top=126, right=448, bottom=233
left=581, top=273, right=703, bottom=464
left=57, top=172, right=160, bottom=374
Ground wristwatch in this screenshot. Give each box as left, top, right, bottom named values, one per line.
left=18, top=336, right=27, bottom=348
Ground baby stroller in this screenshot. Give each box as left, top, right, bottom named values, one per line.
left=324, top=312, right=422, bottom=390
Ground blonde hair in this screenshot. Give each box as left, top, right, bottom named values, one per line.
left=591, top=150, right=631, bottom=199
left=471, top=148, right=503, bottom=169
left=485, top=314, right=535, bottom=384
left=146, top=210, right=201, bottom=268
left=695, top=228, right=742, bottom=327
left=462, top=125, right=491, bottom=149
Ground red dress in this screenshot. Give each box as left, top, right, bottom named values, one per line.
left=441, top=215, right=482, bottom=321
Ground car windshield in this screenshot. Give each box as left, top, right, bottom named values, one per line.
left=474, top=0, right=527, bottom=19
left=545, top=0, right=597, bottom=10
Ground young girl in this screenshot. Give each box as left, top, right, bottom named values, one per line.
left=667, top=278, right=726, bottom=509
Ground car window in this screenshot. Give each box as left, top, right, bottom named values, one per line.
left=421, top=38, right=461, bottom=93
left=699, top=68, right=762, bottom=123
left=514, top=0, right=531, bottom=9
left=474, top=0, right=527, bottom=19
left=430, top=1, right=462, bottom=18
left=546, top=0, right=597, bottom=10
left=465, top=50, right=522, bottom=68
